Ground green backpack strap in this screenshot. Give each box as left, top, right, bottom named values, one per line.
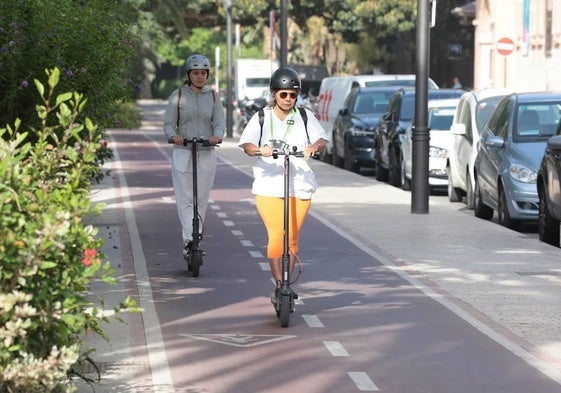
left=258, top=107, right=309, bottom=146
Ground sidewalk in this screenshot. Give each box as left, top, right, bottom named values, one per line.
left=82, top=99, right=561, bottom=390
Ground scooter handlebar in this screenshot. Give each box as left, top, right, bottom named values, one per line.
left=254, top=146, right=305, bottom=159
left=168, top=137, right=222, bottom=147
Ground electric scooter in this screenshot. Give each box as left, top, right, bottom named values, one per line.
left=169, top=137, right=220, bottom=277
left=256, top=140, right=304, bottom=327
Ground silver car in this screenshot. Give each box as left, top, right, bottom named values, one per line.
left=447, top=89, right=512, bottom=208
left=474, top=92, right=561, bottom=229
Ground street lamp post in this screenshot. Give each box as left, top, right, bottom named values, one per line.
left=279, top=0, right=287, bottom=67
left=411, top=0, right=431, bottom=214
left=224, top=0, right=233, bottom=138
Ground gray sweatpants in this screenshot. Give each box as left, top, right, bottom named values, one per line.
left=171, top=148, right=217, bottom=243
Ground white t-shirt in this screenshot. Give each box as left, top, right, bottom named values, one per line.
left=238, top=106, right=328, bottom=199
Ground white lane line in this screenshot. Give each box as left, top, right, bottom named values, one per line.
left=309, top=210, right=561, bottom=386
left=249, top=250, right=264, bottom=258
left=348, top=372, right=379, bottom=391
left=111, top=140, right=174, bottom=391
left=216, top=212, right=227, bottom=218
left=210, top=204, right=220, bottom=210
left=241, top=240, right=254, bottom=247
left=302, top=315, right=324, bottom=328
left=259, top=262, right=270, bottom=271
left=162, top=196, right=174, bottom=203
left=323, top=341, right=350, bottom=357
left=231, top=230, right=243, bottom=236
left=223, top=220, right=234, bottom=227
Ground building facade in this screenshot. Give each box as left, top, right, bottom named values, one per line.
left=474, top=0, right=561, bottom=90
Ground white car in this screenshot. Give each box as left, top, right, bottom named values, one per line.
left=400, top=98, right=459, bottom=191
left=446, top=89, right=513, bottom=208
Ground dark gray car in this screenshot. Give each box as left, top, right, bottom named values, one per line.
left=331, top=86, right=403, bottom=173
left=537, top=117, right=561, bottom=247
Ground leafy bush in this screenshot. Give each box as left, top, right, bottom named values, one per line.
left=0, top=68, right=138, bottom=393
left=0, top=0, right=142, bottom=132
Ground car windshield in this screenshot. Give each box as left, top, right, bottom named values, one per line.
left=428, top=106, right=456, bottom=130
left=353, top=92, right=394, bottom=114
left=514, top=102, right=561, bottom=142
left=475, top=96, right=503, bottom=131
left=401, top=91, right=461, bottom=121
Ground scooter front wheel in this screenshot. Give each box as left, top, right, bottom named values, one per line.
left=190, top=250, right=203, bottom=277
left=278, top=294, right=291, bottom=327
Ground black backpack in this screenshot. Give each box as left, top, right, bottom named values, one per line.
left=257, top=107, right=309, bottom=147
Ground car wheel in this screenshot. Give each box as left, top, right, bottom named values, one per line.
left=375, top=145, right=388, bottom=182
left=344, top=142, right=360, bottom=173
left=473, top=175, right=493, bottom=220
left=401, top=155, right=411, bottom=190
left=447, top=165, right=462, bottom=202
left=538, top=183, right=560, bottom=247
left=466, top=169, right=475, bottom=210
left=388, top=146, right=401, bottom=187
left=498, top=184, right=520, bottom=230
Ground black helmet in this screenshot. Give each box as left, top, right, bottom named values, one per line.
left=270, top=67, right=301, bottom=91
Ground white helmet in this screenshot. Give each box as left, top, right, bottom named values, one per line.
left=185, top=54, right=210, bottom=73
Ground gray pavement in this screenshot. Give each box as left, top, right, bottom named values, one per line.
left=81, top=99, right=561, bottom=391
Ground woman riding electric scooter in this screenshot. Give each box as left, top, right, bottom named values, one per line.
left=239, top=67, right=328, bottom=324
left=163, top=54, right=225, bottom=271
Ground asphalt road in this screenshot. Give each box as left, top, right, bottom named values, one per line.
left=79, top=100, right=561, bottom=393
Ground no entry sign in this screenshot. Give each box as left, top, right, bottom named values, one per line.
left=496, top=37, right=515, bottom=56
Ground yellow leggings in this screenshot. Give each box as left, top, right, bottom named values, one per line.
left=255, top=195, right=311, bottom=258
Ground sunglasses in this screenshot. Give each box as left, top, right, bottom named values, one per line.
left=278, top=91, right=298, bottom=99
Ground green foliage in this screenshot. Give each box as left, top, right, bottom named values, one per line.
left=0, top=68, right=140, bottom=392
left=0, top=0, right=141, bottom=132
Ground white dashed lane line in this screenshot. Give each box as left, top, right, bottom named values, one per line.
left=249, top=250, right=264, bottom=258
left=348, top=372, right=380, bottom=391
left=323, top=341, right=350, bottom=357
left=302, top=314, right=324, bottom=328
left=212, top=201, right=379, bottom=392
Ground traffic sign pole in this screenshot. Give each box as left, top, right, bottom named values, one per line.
left=496, top=37, right=515, bottom=87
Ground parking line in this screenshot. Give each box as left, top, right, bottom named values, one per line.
left=249, top=250, right=264, bottom=258
left=223, top=220, right=234, bottom=226
left=240, top=240, right=254, bottom=247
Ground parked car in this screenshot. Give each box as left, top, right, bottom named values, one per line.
left=316, top=75, right=439, bottom=164
left=400, top=98, right=459, bottom=191
left=474, top=92, right=561, bottom=229
left=447, top=89, right=513, bottom=208
left=537, top=120, right=561, bottom=247
left=331, top=86, right=403, bottom=172
left=375, top=88, right=464, bottom=187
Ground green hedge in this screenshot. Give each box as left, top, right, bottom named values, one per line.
left=0, top=68, right=139, bottom=393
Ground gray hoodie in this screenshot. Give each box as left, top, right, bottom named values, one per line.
left=163, top=84, right=226, bottom=149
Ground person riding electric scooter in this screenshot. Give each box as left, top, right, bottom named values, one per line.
left=163, top=54, right=225, bottom=273
left=238, top=66, right=328, bottom=325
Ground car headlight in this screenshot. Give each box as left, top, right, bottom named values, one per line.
left=429, top=146, right=447, bottom=158
left=509, top=164, right=537, bottom=183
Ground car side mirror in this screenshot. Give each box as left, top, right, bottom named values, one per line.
left=483, top=135, right=505, bottom=148
left=450, top=123, right=466, bottom=136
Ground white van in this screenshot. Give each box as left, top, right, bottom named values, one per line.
left=315, top=74, right=439, bottom=162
